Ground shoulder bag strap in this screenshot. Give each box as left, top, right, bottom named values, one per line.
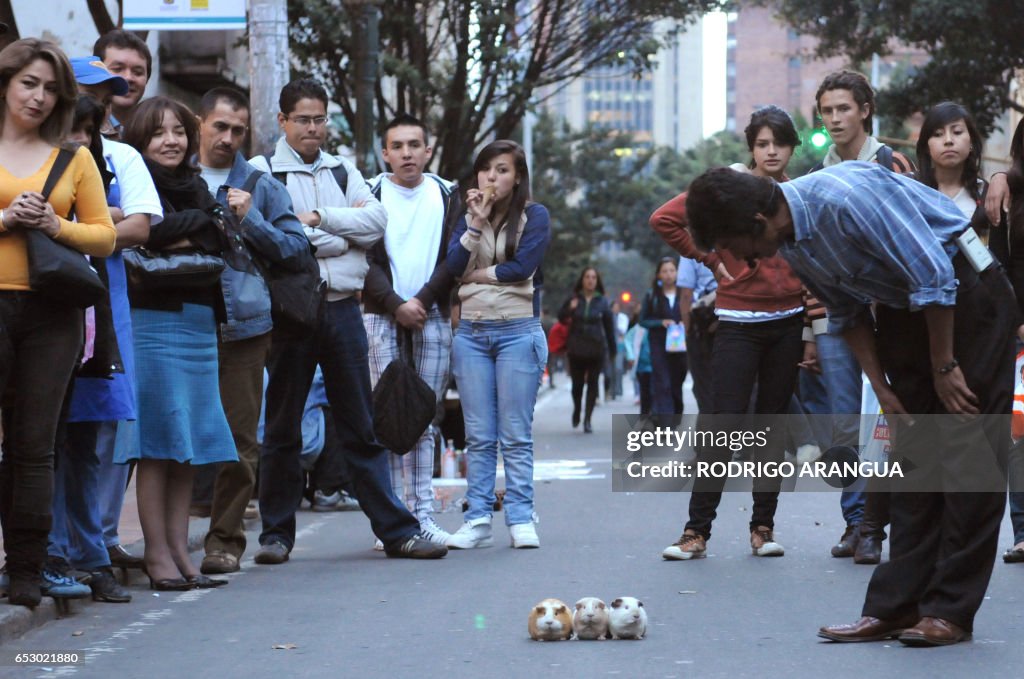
left=41, top=148, right=77, bottom=200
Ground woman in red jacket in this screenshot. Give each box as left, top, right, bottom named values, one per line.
left=650, top=105, right=806, bottom=561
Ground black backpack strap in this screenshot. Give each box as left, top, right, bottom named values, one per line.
left=330, top=164, right=348, bottom=197
left=42, top=148, right=76, bottom=199
left=262, top=153, right=288, bottom=186
left=876, top=145, right=894, bottom=172
left=241, top=169, right=264, bottom=195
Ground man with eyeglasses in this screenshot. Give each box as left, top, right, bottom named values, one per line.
left=247, top=78, right=448, bottom=564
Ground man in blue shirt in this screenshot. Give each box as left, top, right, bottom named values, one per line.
left=685, top=162, right=1015, bottom=647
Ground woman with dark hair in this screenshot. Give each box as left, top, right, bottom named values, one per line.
left=445, top=140, right=550, bottom=549
left=915, top=102, right=986, bottom=223
left=0, top=39, right=116, bottom=607
left=650, top=105, right=805, bottom=561
left=561, top=266, right=616, bottom=433
left=638, top=257, right=687, bottom=415
left=984, top=115, right=1024, bottom=563
left=121, top=96, right=235, bottom=590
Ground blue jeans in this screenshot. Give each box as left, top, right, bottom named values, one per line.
left=49, top=421, right=115, bottom=570
left=817, top=332, right=865, bottom=525
left=99, top=421, right=131, bottom=548
left=452, top=319, right=546, bottom=525
left=258, top=298, right=419, bottom=550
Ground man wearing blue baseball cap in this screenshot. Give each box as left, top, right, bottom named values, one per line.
left=71, top=56, right=129, bottom=107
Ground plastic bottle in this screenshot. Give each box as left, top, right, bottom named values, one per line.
left=442, top=439, right=457, bottom=479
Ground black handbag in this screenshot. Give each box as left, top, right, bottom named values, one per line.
left=24, top=148, right=108, bottom=309
left=372, top=328, right=437, bottom=455
left=123, top=246, right=224, bottom=291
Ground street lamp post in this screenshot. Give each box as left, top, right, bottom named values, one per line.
left=344, top=0, right=382, bottom=176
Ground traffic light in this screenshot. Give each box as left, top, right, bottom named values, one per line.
left=811, top=130, right=829, bottom=148
left=620, top=291, right=632, bottom=304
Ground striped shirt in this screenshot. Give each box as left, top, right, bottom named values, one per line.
left=778, top=162, right=967, bottom=335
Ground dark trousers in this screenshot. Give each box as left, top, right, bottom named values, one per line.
left=687, top=324, right=714, bottom=414
left=649, top=340, right=687, bottom=415
left=686, top=316, right=802, bottom=539
left=861, top=259, right=1014, bottom=632
left=0, top=292, right=83, bottom=576
left=569, top=355, right=603, bottom=424
left=306, top=406, right=355, bottom=497
left=206, top=332, right=272, bottom=558
left=637, top=372, right=652, bottom=415
left=258, top=298, right=418, bottom=551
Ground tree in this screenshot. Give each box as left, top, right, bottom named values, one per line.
left=288, top=0, right=724, bottom=181
left=763, top=0, right=1024, bottom=135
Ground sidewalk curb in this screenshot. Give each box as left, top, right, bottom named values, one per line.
left=0, top=515, right=258, bottom=645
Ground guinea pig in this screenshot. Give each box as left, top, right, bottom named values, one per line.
left=608, top=597, right=647, bottom=640
left=572, top=597, right=610, bottom=640
left=528, top=598, right=573, bottom=641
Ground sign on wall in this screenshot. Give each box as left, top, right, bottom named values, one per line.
left=123, top=0, right=247, bottom=31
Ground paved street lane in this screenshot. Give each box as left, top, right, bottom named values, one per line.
left=4, top=380, right=1024, bottom=678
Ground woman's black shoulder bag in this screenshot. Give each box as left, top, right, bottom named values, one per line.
left=24, top=148, right=108, bottom=308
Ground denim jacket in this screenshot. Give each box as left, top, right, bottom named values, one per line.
left=213, top=152, right=308, bottom=342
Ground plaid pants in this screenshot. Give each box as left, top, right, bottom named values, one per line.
left=364, top=310, right=451, bottom=522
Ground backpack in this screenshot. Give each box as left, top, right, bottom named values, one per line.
left=240, top=170, right=326, bottom=336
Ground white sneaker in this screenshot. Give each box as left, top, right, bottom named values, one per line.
left=373, top=538, right=384, bottom=551
left=419, top=517, right=452, bottom=545
left=446, top=517, right=493, bottom=549
left=509, top=522, right=540, bottom=549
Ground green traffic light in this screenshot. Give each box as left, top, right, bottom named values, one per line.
left=811, top=130, right=829, bottom=148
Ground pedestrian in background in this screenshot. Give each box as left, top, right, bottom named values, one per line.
left=446, top=140, right=550, bottom=550
left=561, top=266, right=616, bottom=433
left=638, top=257, right=688, bottom=416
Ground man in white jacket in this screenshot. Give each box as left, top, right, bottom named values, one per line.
left=249, top=78, right=447, bottom=563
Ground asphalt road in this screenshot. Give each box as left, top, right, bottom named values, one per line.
left=3, top=378, right=1024, bottom=679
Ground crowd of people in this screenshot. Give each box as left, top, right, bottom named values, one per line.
left=0, top=28, right=1022, bottom=649
left=0, top=30, right=552, bottom=609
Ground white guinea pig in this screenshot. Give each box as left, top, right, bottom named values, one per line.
left=608, top=597, right=647, bottom=639
left=528, top=598, right=573, bottom=641
left=572, top=597, right=610, bottom=640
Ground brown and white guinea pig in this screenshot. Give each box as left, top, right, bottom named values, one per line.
left=528, top=598, right=573, bottom=641
left=572, top=597, right=610, bottom=640
left=608, top=597, right=647, bottom=640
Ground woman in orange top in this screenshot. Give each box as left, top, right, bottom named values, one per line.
left=0, top=39, right=116, bottom=608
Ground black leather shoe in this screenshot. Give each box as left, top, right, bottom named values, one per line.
left=108, top=544, right=146, bottom=570
left=571, top=408, right=581, bottom=429
left=854, top=535, right=883, bottom=564
left=819, top=615, right=919, bottom=642
left=583, top=420, right=593, bottom=433
left=89, top=568, right=132, bottom=603
left=831, top=524, right=860, bottom=558
left=148, top=577, right=195, bottom=591
left=186, top=574, right=228, bottom=588
left=898, top=617, right=970, bottom=646
left=1003, top=546, right=1024, bottom=563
